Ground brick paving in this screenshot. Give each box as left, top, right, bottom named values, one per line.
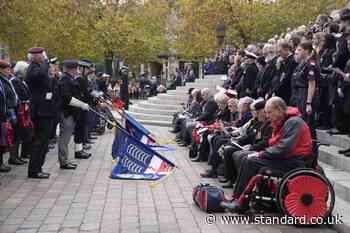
left=0, top=126, right=337, bottom=233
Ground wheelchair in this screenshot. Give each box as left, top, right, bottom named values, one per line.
left=234, top=141, right=335, bottom=224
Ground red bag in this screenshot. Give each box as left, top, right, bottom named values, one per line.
left=0, top=121, right=14, bottom=150
left=18, top=103, right=34, bottom=129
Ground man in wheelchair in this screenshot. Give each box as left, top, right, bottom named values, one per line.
left=221, top=97, right=313, bottom=212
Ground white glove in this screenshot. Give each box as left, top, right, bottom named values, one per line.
left=69, top=97, right=90, bottom=111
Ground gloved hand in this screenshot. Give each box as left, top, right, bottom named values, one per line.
left=81, top=103, right=90, bottom=111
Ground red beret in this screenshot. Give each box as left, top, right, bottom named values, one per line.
left=28, top=47, right=45, bottom=54
left=0, top=59, right=11, bottom=69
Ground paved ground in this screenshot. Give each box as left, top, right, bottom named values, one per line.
left=0, top=126, right=337, bottom=233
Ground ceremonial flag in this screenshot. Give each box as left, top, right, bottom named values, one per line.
left=123, top=111, right=156, bottom=145
left=110, top=127, right=175, bottom=180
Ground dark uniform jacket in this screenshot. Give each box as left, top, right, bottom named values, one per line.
left=196, top=97, right=218, bottom=123
left=188, top=101, right=202, bottom=118
left=10, top=76, right=30, bottom=102
left=0, top=77, right=8, bottom=121
left=249, top=121, right=273, bottom=151
left=76, top=75, right=94, bottom=105
left=96, top=79, right=108, bottom=94
left=0, top=75, right=18, bottom=110
left=58, top=72, right=83, bottom=120
left=256, top=57, right=278, bottom=98
left=333, top=34, right=350, bottom=70
left=290, top=59, right=320, bottom=116
left=230, top=65, right=244, bottom=90
left=271, top=55, right=298, bottom=104
left=216, top=107, right=231, bottom=123
left=341, top=59, right=350, bottom=114
left=237, top=62, right=258, bottom=98
left=26, top=62, right=55, bottom=119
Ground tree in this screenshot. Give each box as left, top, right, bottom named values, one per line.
left=0, top=0, right=169, bottom=70
left=175, top=0, right=347, bottom=60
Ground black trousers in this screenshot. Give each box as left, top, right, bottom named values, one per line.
left=333, top=96, right=350, bottom=133
left=28, top=118, right=53, bottom=175
left=315, top=86, right=332, bottom=128
left=50, top=115, right=60, bottom=140
left=223, top=145, right=247, bottom=182
left=234, top=156, right=305, bottom=198
left=208, top=135, right=230, bottom=172
left=74, top=112, right=87, bottom=145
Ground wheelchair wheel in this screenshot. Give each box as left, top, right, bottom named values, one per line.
left=276, top=169, right=335, bottom=225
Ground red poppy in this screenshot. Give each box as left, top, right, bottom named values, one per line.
left=284, top=175, right=329, bottom=223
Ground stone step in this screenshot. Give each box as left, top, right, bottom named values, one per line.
left=167, top=89, right=190, bottom=95
left=148, top=97, right=185, bottom=105
left=320, top=161, right=350, bottom=204
left=194, top=80, right=224, bottom=85
left=332, top=195, right=350, bottom=233
left=319, top=145, right=350, bottom=174
left=203, top=75, right=227, bottom=80
left=129, top=105, right=178, bottom=116
left=127, top=111, right=172, bottom=122
left=317, top=162, right=350, bottom=232
left=317, top=130, right=350, bottom=150
left=157, top=93, right=188, bottom=101
left=131, top=118, right=171, bottom=127
left=137, top=101, right=182, bottom=111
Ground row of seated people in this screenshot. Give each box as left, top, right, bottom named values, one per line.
left=171, top=88, right=314, bottom=212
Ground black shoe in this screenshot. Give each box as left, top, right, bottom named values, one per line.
left=169, top=129, right=179, bottom=133
left=0, top=164, right=11, bottom=173
left=344, top=151, right=350, bottom=157
left=200, top=170, right=217, bottom=178
left=28, top=172, right=50, bottom=179
left=21, top=154, right=30, bottom=159
left=8, top=158, right=25, bottom=165
left=69, top=163, right=78, bottom=167
left=339, top=148, right=350, bottom=154
left=18, top=158, right=28, bottom=164
left=219, top=178, right=229, bottom=183
left=178, top=142, right=190, bottom=147
left=60, top=163, right=77, bottom=169
left=75, top=151, right=91, bottom=159
left=83, top=144, right=92, bottom=150
left=190, top=155, right=201, bottom=162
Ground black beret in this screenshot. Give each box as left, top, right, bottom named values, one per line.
left=253, top=100, right=266, bottom=111
left=0, top=59, right=11, bottom=69
left=28, top=47, right=45, bottom=54
left=62, top=60, right=78, bottom=69
left=340, top=8, right=350, bottom=21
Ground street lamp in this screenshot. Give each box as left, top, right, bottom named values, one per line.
left=216, top=22, right=226, bottom=47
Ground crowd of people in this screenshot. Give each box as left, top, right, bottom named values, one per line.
left=171, top=8, right=350, bottom=213
left=0, top=47, right=129, bottom=178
